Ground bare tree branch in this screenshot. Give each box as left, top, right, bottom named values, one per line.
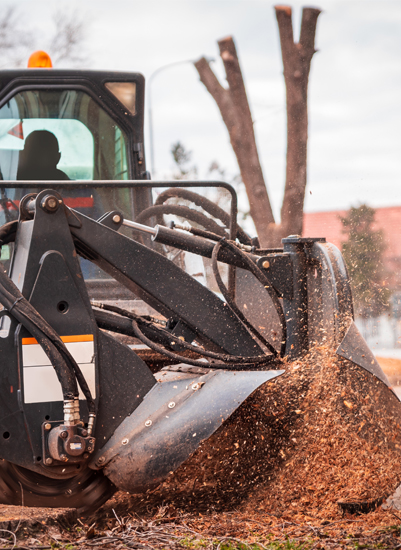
left=49, top=10, right=88, bottom=66
left=0, top=6, right=34, bottom=67
left=195, top=39, right=275, bottom=246
left=0, top=7, right=17, bottom=52
left=194, top=57, right=237, bottom=135
left=299, top=7, right=321, bottom=53
left=0, top=5, right=89, bottom=69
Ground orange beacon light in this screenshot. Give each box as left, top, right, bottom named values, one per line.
left=27, top=51, right=53, bottom=69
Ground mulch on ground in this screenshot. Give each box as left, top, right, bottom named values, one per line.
left=2, top=346, right=401, bottom=548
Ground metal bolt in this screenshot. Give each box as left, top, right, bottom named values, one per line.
left=44, top=423, right=51, bottom=431
left=168, top=402, right=175, bottom=409
left=112, top=214, right=122, bottom=224
left=97, top=456, right=105, bottom=465
left=60, top=430, right=68, bottom=439
left=45, top=457, right=53, bottom=465
left=145, top=419, right=152, bottom=427
left=41, top=195, right=59, bottom=212
left=89, top=439, right=95, bottom=445
left=262, top=260, right=270, bottom=269
left=87, top=446, right=93, bottom=452
left=65, top=488, right=73, bottom=496
left=122, top=438, right=129, bottom=445
left=81, top=429, right=88, bottom=437
left=191, top=383, right=200, bottom=391
left=83, top=453, right=89, bottom=459
left=60, top=454, right=68, bottom=462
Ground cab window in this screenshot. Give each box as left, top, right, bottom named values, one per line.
left=0, top=90, right=129, bottom=181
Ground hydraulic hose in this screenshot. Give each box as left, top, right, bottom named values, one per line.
left=92, top=301, right=276, bottom=366
left=93, top=218, right=286, bottom=363
left=0, top=263, right=78, bottom=401
left=0, top=219, right=95, bottom=413
left=130, top=319, right=275, bottom=370
left=212, top=239, right=287, bottom=358
left=135, top=204, right=228, bottom=238
left=0, top=220, right=18, bottom=252
left=154, top=187, right=253, bottom=245
left=211, top=241, right=278, bottom=356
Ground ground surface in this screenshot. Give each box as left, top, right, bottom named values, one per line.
left=2, top=349, right=401, bottom=549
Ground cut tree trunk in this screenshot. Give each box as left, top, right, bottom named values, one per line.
left=275, top=5, right=321, bottom=239
left=194, top=6, right=321, bottom=247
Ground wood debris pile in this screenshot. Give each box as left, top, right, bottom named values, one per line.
left=246, top=347, right=401, bottom=519
left=121, top=346, right=401, bottom=521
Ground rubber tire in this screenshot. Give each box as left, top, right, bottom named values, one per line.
left=0, top=460, right=116, bottom=515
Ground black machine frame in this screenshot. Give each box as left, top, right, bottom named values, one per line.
left=0, top=64, right=391, bottom=515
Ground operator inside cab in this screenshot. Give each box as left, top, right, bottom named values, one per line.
left=17, top=130, right=69, bottom=181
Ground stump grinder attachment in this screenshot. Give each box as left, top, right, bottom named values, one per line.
left=0, top=64, right=390, bottom=513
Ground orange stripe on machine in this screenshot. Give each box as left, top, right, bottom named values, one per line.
left=22, top=334, right=94, bottom=345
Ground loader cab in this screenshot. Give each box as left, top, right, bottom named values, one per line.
left=0, top=69, right=150, bottom=224
left=0, top=66, right=238, bottom=305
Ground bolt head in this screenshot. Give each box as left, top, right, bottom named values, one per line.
left=112, top=214, right=121, bottom=224
left=60, top=430, right=68, bottom=439
left=97, top=456, right=105, bottom=465
left=41, top=195, right=59, bottom=212
left=145, top=419, right=152, bottom=427
left=262, top=260, right=270, bottom=269
left=44, top=423, right=51, bottom=431
left=60, top=454, right=68, bottom=462
left=122, top=438, right=129, bottom=445
left=168, top=402, right=176, bottom=409
left=45, top=457, right=53, bottom=465
left=81, top=429, right=88, bottom=437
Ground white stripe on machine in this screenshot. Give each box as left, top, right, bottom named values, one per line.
left=22, top=336, right=96, bottom=404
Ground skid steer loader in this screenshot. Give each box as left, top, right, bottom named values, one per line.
left=0, top=53, right=391, bottom=513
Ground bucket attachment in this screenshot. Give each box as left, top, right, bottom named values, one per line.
left=93, top=367, right=284, bottom=493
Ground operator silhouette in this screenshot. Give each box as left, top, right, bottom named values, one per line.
left=17, top=130, right=69, bottom=180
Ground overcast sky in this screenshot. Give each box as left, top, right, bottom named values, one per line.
left=7, top=0, right=401, bottom=220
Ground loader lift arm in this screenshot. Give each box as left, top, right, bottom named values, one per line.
left=0, top=186, right=286, bottom=512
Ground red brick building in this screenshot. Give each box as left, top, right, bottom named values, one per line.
left=303, top=206, right=401, bottom=291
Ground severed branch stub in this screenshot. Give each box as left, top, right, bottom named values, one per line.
left=194, top=6, right=321, bottom=248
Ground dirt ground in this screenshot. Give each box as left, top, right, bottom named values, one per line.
left=2, top=348, right=401, bottom=549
